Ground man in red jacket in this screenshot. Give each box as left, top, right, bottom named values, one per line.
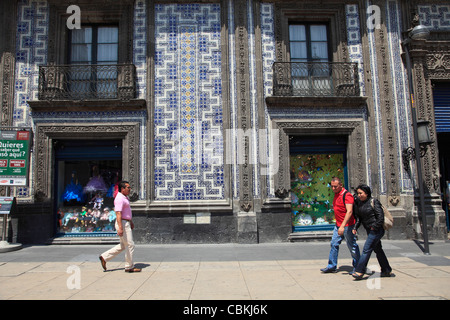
left=320, top=177, right=360, bottom=274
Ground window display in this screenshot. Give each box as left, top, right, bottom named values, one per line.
left=56, top=161, right=121, bottom=234
left=290, top=153, right=346, bottom=230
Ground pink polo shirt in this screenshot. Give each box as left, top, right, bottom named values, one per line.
left=114, top=192, right=132, bottom=220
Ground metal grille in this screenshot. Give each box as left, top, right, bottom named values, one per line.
left=38, top=64, right=136, bottom=101
left=272, top=62, right=360, bottom=97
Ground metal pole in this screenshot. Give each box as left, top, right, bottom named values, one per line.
left=403, top=41, right=430, bottom=255
left=1, top=215, right=7, bottom=242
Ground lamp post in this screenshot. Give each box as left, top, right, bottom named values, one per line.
left=402, top=24, right=431, bottom=255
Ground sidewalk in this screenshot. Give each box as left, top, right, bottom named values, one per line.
left=0, top=240, right=449, bottom=301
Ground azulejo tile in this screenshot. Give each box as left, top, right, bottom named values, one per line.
left=154, top=3, right=224, bottom=201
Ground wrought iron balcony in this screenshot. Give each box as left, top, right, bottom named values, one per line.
left=38, top=64, right=136, bottom=101
left=272, top=62, right=360, bottom=97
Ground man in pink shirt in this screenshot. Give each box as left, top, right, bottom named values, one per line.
left=99, top=181, right=141, bottom=272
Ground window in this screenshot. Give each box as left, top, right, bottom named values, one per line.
left=68, top=26, right=119, bottom=98
left=289, top=23, right=331, bottom=95
left=289, top=24, right=329, bottom=63
left=70, top=26, right=119, bottom=65
left=55, top=139, right=122, bottom=235
left=289, top=136, right=348, bottom=231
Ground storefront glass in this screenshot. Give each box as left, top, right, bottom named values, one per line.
left=54, top=140, right=122, bottom=235
left=289, top=136, right=347, bottom=231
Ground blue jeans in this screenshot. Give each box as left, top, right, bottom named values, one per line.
left=355, top=228, right=392, bottom=274
left=327, top=225, right=360, bottom=271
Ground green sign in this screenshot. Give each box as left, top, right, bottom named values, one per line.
left=0, top=129, right=32, bottom=186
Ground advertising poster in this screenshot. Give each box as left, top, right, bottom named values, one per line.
left=0, top=129, right=32, bottom=186
left=0, top=197, right=15, bottom=215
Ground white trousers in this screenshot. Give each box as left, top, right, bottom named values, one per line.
left=101, top=220, right=134, bottom=269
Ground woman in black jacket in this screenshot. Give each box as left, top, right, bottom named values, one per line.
left=352, top=184, right=392, bottom=280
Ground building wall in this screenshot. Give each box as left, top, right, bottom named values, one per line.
left=2, top=0, right=449, bottom=243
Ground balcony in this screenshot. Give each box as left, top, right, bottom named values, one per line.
left=272, top=61, right=360, bottom=97
left=30, top=64, right=145, bottom=112
left=267, top=61, right=365, bottom=108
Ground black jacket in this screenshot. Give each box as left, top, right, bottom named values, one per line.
left=353, top=197, right=384, bottom=231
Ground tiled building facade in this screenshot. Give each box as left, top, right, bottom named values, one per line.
left=1, top=0, right=449, bottom=244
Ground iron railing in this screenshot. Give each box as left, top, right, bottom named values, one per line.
left=38, top=64, right=136, bottom=100
left=272, top=62, right=360, bottom=97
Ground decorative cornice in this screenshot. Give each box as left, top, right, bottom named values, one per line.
left=265, top=96, right=367, bottom=108
left=28, top=99, right=146, bottom=112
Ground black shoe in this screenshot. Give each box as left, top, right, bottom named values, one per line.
left=380, top=271, right=393, bottom=277
left=352, top=272, right=364, bottom=280
left=320, top=267, right=337, bottom=273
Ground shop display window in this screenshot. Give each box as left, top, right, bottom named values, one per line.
left=54, top=139, right=122, bottom=235
left=290, top=153, right=346, bottom=230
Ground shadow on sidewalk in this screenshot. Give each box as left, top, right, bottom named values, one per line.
left=103, top=263, right=151, bottom=272
left=336, top=265, right=354, bottom=274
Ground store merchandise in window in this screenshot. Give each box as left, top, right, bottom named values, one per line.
left=290, top=153, right=345, bottom=229
left=57, top=162, right=121, bottom=234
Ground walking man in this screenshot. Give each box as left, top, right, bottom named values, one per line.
left=99, top=181, right=141, bottom=273
left=320, top=177, right=360, bottom=273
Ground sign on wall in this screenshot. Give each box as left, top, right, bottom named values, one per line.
left=0, top=197, right=15, bottom=215
left=0, top=128, right=32, bottom=186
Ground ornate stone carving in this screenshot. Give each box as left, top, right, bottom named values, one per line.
left=240, top=202, right=252, bottom=212
left=234, top=0, right=254, bottom=210
left=272, top=119, right=366, bottom=196
left=405, top=3, right=450, bottom=196
left=389, top=196, right=400, bottom=207
left=1, top=52, right=15, bottom=127
left=426, top=53, right=450, bottom=71
left=34, top=123, right=140, bottom=201
left=410, top=46, right=449, bottom=195
left=275, top=187, right=289, bottom=199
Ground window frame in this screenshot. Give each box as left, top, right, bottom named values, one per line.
left=288, top=22, right=331, bottom=63
left=68, top=24, right=120, bottom=65
left=287, top=22, right=333, bottom=95
left=66, top=24, right=120, bottom=99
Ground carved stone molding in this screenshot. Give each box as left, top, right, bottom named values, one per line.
left=33, top=123, right=140, bottom=201
left=234, top=0, right=254, bottom=210
left=408, top=35, right=450, bottom=194
left=425, top=49, right=450, bottom=191
left=272, top=119, right=366, bottom=195
left=402, top=0, right=450, bottom=197
left=0, top=0, right=17, bottom=127
left=426, top=53, right=450, bottom=71
left=1, top=52, right=15, bottom=126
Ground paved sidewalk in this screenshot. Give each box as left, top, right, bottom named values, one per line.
left=0, top=240, right=449, bottom=301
